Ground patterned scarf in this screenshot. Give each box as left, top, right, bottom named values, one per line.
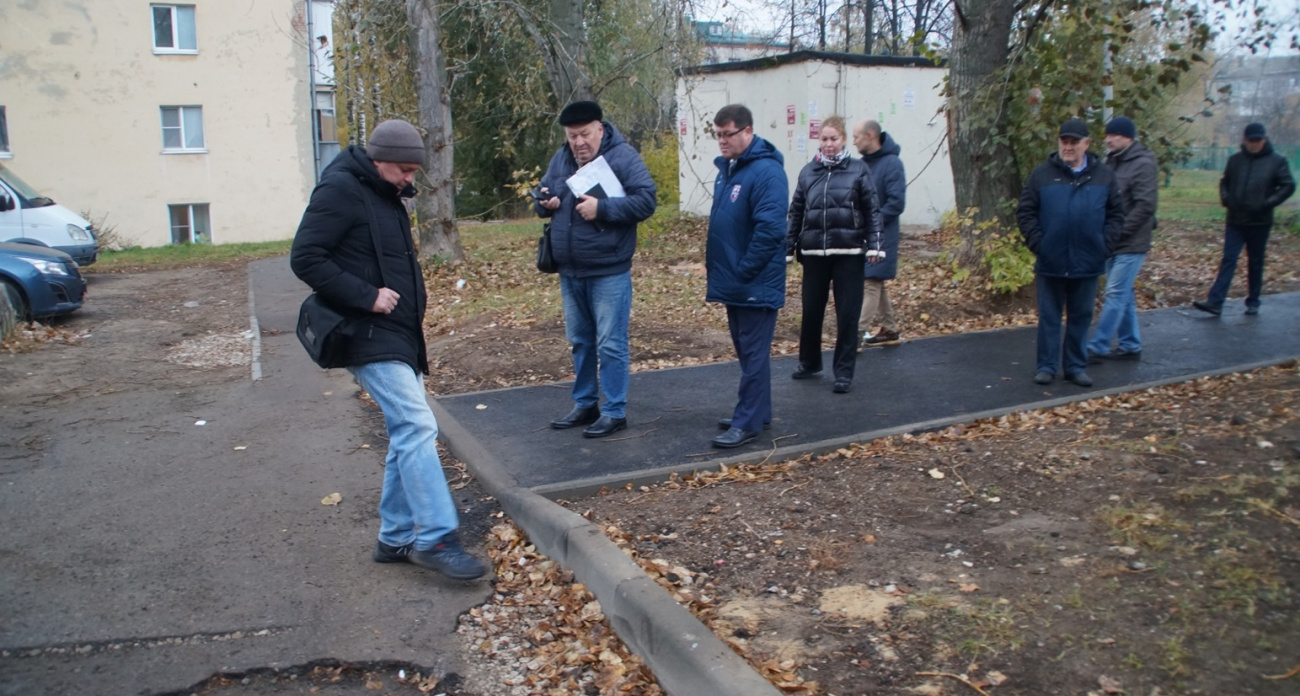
left=818, top=146, right=849, bottom=167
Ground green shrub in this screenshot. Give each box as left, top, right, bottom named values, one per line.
left=640, top=131, right=680, bottom=210
left=942, top=208, right=1036, bottom=294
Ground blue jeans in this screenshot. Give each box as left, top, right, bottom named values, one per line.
left=560, top=271, right=632, bottom=418
left=1087, top=253, right=1146, bottom=355
left=726, top=305, right=777, bottom=432
left=1207, top=223, right=1271, bottom=309
left=1036, top=275, right=1099, bottom=376
left=349, top=361, right=458, bottom=550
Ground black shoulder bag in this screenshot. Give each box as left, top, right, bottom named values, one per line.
left=296, top=194, right=390, bottom=368
left=536, top=222, right=558, bottom=273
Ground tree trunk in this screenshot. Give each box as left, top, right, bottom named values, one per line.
left=863, top=0, right=874, bottom=53
left=515, top=0, right=593, bottom=104
left=406, top=0, right=463, bottom=263
left=947, top=0, right=1023, bottom=266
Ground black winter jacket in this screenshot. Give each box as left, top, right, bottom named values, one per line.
left=861, top=133, right=906, bottom=279
left=290, top=147, right=429, bottom=373
left=534, top=122, right=657, bottom=278
left=786, top=155, right=883, bottom=259
left=1220, top=141, right=1296, bottom=226
left=1017, top=152, right=1124, bottom=279
left=1106, top=141, right=1158, bottom=255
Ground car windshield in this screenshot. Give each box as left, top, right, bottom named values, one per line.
left=0, top=166, right=55, bottom=207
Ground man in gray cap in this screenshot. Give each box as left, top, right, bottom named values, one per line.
left=1017, top=118, right=1123, bottom=388
left=291, top=119, right=487, bottom=580
left=534, top=101, right=657, bottom=438
left=1086, top=115, right=1158, bottom=361
left=1193, top=122, right=1296, bottom=316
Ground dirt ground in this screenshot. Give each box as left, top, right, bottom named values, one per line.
left=5, top=221, right=1298, bottom=696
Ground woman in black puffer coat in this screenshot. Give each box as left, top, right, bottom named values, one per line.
left=786, top=116, right=885, bottom=393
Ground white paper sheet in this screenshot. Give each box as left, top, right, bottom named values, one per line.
left=565, top=156, right=625, bottom=199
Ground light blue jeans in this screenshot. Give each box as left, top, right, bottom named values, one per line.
left=560, top=271, right=632, bottom=419
left=349, top=361, right=458, bottom=550
left=1087, top=253, right=1146, bottom=355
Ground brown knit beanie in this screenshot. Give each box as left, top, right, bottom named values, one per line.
left=366, top=120, right=425, bottom=165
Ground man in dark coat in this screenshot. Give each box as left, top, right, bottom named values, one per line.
left=706, top=104, right=789, bottom=449
left=1017, top=118, right=1124, bottom=388
left=853, top=119, right=907, bottom=348
left=1086, top=116, right=1157, bottom=360
left=291, top=120, right=486, bottom=580
left=535, top=101, right=657, bottom=438
left=1193, top=122, right=1296, bottom=316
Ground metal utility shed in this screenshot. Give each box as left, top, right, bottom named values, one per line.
left=676, top=50, right=955, bottom=228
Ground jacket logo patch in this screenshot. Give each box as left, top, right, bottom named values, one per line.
left=730, top=184, right=741, bottom=202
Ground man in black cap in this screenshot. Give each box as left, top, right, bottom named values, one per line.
left=535, top=101, right=657, bottom=437
left=1017, top=118, right=1123, bottom=387
left=291, top=119, right=487, bottom=580
left=1086, top=115, right=1158, bottom=361
left=1193, top=122, right=1295, bottom=316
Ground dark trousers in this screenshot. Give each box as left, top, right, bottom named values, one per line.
left=1207, top=223, right=1271, bottom=309
left=725, top=305, right=777, bottom=433
left=1035, top=274, right=1099, bottom=376
left=797, top=255, right=865, bottom=381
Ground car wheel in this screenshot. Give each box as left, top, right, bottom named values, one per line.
left=1, top=278, right=30, bottom=323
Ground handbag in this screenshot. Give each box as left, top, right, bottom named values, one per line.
left=536, top=223, right=558, bottom=273
left=296, top=293, right=353, bottom=368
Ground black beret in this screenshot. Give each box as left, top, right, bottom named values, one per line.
left=558, top=100, right=603, bottom=126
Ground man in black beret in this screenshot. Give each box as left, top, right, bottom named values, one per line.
left=1017, top=118, right=1124, bottom=388
left=1193, top=122, right=1296, bottom=316
left=535, top=101, right=657, bottom=437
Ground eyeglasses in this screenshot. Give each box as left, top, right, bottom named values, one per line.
left=714, top=128, right=746, bottom=140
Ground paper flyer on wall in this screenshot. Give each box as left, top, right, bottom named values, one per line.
left=565, top=156, right=625, bottom=199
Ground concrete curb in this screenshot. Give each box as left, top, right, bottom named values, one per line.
left=431, top=400, right=783, bottom=696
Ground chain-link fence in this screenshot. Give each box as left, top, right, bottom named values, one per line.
left=1177, top=145, right=1300, bottom=171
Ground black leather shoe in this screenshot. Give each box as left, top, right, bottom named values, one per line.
left=1192, top=300, right=1221, bottom=316
left=717, top=418, right=771, bottom=431
left=1065, top=371, right=1093, bottom=387
left=712, top=427, right=759, bottom=448
left=1033, top=371, right=1054, bottom=385
left=791, top=365, right=821, bottom=380
left=582, top=415, right=627, bottom=438
left=1245, top=305, right=1259, bottom=316
left=832, top=379, right=851, bottom=394
left=551, top=404, right=600, bottom=429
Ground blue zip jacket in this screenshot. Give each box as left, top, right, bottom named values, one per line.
left=1017, top=152, right=1124, bottom=278
left=706, top=136, right=789, bottom=308
left=861, top=133, right=906, bottom=280
left=534, top=121, right=657, bottom=278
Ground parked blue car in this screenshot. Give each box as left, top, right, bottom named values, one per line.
left=0, top=242, right=87, bottom=320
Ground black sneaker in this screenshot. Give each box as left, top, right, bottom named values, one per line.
left=373, top=540, right=414, bottom=563
left=862, top=330, right=901, bottom=347
left=410, top=534, right=488, bottom=580
left=1245, top=305, right=1259, bottom=316
left=1033, top=371, right=1054, bottom=385
left=791, top=365, right=822, bottom=380
left=1192, top=300, right=1221, bottom=316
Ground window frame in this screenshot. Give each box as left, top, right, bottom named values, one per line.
left=168, top=203, right=211, bottom=245
left=159, top=105, right=207, bottom=153
left=151, top=4, right=198, bottom=54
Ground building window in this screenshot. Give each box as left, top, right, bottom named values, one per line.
left=315, top=90, right=341, bottom=165
left=160, top=106, right=205, bottom=152
left=0, top=106, right=9, bottom=157
left=152, top=4, right=197, bottom=53
left=169, top=204, right=211, bottom=245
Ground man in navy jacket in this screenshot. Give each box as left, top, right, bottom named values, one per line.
left=1017, top=118, right=1123, bottom=388
left=706, top=104, right=789, bottom=448
left=535, top=101, right=657, bottom=438
left=853, top=119, right=907, bottom=347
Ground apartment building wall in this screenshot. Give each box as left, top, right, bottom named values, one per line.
left=0, top=1, right=318, bottom=247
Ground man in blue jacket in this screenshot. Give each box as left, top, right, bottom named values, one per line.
left=535, top=101, right=657, bottom=438
left=1193, top=122, right=1296, bottom=317
left=853, top=119, right=907, bottom=347
left=1017, top=118, right=1123, bottom=388
left=706, top=104, right=789, bottom=448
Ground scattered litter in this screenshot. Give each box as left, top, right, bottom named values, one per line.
left=927, top=468, right=945, bottom=479
left=194, top=420, right=207, bottom=426
left=321, top=492, right=342, bottom=506
left=476, top=404, right=488, bottom=410
left=233, top=445, right=247, bottom=451
left=183, top=301, right=200, bottom=308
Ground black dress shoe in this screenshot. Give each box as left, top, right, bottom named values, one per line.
left=551, top=404, right=600, bottom=429
left=1245, top=305, right=1259, bottom=316
left=1065, top=371, right=1093, bottom=387
left=832, top=379, right=851, bottom=394
left=582, top=415, right=627, bottom=438
left=1192, top=300, right=1221, bottom=316
left=717, top=418, right=771, bottom=430
left=791, top=365, right=821, bottom=379
left=712, top=427, right=759, bottom=448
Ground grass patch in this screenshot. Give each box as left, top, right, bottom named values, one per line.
left=1159, top=169, right=1224, bottom=224
left=91, top=240, right=293, bottom=273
